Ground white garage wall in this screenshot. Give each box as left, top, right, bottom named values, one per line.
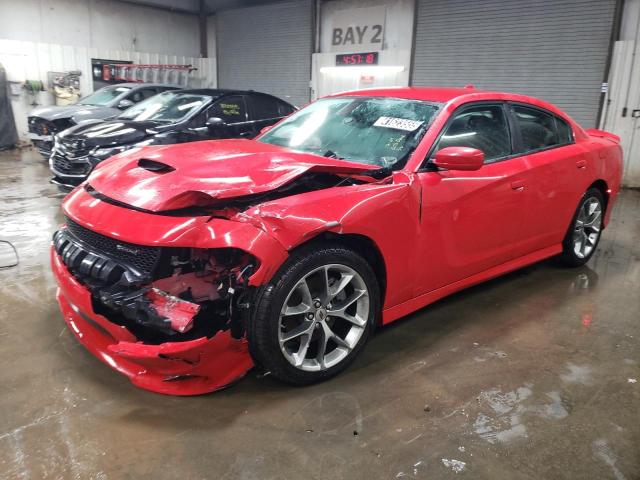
left=0, top=0, right=201, bottom=57
left=312, top=0, right=414, bottom=98
left=0, top=39, right=217, bottom=141
left=319, top=0, right=414, bottom=52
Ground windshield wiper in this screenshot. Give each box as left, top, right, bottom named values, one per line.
left=360, top=166, right=393, bottom=180
left=323, top=149, right=345, bottom=160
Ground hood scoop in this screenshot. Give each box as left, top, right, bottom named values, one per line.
left=137, top=158, right=175, bottom=173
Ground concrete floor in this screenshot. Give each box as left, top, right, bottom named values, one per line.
left=0, top=148, right=638, bottom=480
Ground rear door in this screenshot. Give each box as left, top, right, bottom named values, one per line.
left=415, top=102, right=529, bottom=294
left=506, top=103, right=584, bottom=257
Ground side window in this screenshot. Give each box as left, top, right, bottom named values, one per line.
left=512, top=105, right=570, bottom=152
left=555, top=117, right=573, bottom=144
left=127, top=88, right=157, bottom=103
left=251, top=94, right=282, bottom=120
left=277, top=100, right=296, bottom=116
left=210, top=96, right=247, bottom=123
left=432, top=104, right=511, bottom=163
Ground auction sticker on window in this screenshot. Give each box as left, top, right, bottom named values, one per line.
left=374, top=116, right=423, bottom=131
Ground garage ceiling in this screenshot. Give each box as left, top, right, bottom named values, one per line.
left=118, top=0, right=285, bottom=15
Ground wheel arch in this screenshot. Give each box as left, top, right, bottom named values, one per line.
left=588, top=179, right=609, bottom=206
left=290, top=232, right=387, bottom=322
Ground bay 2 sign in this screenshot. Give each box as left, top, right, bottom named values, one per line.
left=329, top=6, right=386, bottom=53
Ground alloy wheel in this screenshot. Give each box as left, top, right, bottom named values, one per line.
left=278, top=264, right=370, bottom=372
left=572, top=196, right=602, bottom=259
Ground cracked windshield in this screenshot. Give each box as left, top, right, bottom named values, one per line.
left=258, top=96, right=440, bottom=169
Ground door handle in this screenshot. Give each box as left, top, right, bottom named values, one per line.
left=576, top=160, right=587, bottom=169
left=511, top=180, right=525, bottom=191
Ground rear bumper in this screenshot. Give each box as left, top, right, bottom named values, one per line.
left=51, top=247, right=254, bottom=395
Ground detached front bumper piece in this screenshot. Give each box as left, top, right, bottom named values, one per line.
left=51, top=248, right=254, bottom=395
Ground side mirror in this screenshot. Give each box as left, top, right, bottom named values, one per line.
left=433, top=146, right=484, bottom=171
left=206, top=117, right=227, bottom=129
left=117, top=99, right=134, bottom=110
left=259, top=125, right=273, bottom=135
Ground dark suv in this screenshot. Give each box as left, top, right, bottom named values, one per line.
left=49, top=89, right=296, bottom=188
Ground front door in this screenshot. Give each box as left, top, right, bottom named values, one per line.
left=415, top=103, right=528, bottom=295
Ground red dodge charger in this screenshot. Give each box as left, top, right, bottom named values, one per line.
left=51, top=87, right=623, bottom=395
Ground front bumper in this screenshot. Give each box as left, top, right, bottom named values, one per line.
left=51, top=247, right=254, bottom=395
left=28, top=133, right=54, bottom=158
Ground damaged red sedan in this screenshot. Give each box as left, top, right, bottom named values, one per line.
left=51, top=87, right=623, bottom=395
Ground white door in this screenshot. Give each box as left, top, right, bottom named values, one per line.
left=601, top=40, right=640, bottom=187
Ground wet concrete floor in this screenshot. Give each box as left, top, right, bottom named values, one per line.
left=0, top=148, right=638, bottom=479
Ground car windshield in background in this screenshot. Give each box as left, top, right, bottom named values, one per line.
left=258, top=96, right=440, bottom=169
left=117, top=92, right=210, bottom=123
left=78, top=86, right=132, bottom=106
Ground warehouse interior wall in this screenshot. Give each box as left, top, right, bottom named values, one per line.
left=601, top=0, right=640, bottom=186
left=0, top=0, right=218, bottom=142
left=215, top=0, right=313, bottom=108
left=312, top=0, right=414, bottom=98
left=0, top=0, right=202, bottom=57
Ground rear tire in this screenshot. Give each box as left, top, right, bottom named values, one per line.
left=558, top=188, right=604, bottom=267
left=248, top=243, right=380, bottom=386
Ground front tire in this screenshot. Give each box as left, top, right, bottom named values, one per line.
left=559, top=188, right=604, bottom=267
left=248, top=243, right=380, bottom=386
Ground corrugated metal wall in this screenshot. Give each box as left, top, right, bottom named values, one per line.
left=411, top=0, right=617, bottom=127
left=215, top=0, right=313, bottom=108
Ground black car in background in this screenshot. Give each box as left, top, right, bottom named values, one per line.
left=49, top=89, right=296, bottom=188
left=28, top=83, right=179, bottom=158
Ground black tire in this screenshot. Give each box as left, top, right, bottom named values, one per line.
left=248, top=243, right=380, bottom=386
left=558, top=188, right=605, bottom=267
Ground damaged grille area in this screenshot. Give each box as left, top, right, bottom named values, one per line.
left=54, top=219, right=257, bottom=345
left=28, top=116, right=55, bottom=136
left=64, top=218, right=162, bottom=277
left=51, top=155, right=92, bottom=176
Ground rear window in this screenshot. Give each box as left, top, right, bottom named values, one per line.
left=512, top=105, right=573, bottom=152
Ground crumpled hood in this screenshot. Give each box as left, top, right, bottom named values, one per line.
left=29, top=104, right=118, bottom=123
left=88, top=139, right=378, bottom=212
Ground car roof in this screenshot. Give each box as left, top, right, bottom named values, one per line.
left=330, top=86, right=484, bottom=103
left=105, top=82, right=180, bottom=89
left=173, top=88, right=283, bottom=97
left=329, top=86, right=574, bottom=122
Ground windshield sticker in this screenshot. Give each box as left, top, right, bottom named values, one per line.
left=374, top=116, right=424, bottom=132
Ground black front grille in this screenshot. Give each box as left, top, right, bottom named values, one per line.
left=28, top=117, right=56, bottom=136
left=59, top=137, right=92, bottom=158
left=51, top=155, right=91, bottom=176
left=65, top=218, right=162, bottom=277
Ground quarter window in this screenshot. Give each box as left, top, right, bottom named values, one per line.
left=251, top=95, right=283, bottom=120
left=127, top=88, right=158, bottom=103
left=432, top=104, right=511, bottom=163
left=210, top=96, right=247, bottom=123
left=555, top=117, right=573, bottom=144
left=512, top=105, right=572, bottom=152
